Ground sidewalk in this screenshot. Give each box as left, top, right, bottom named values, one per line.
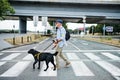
left=0, top=33, right=28, bottom=51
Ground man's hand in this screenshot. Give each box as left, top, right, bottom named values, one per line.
left=52, top=39, right=62, bottom=49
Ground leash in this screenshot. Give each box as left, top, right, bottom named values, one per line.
left=43, top=40, right=55, bottom=51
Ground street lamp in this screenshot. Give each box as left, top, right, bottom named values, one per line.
left=83, top=16, right=86, bottom=35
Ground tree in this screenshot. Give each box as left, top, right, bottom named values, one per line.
left=0, top=0, right=15, bottom=20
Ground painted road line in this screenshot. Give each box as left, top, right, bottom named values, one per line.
left=66, top=53, right=80, bottom=60
left=68, top=42, right=81, bottom=51
left=101, top=52, right=120, bottom=60
left=39, top=57, right=57, bottom=76
left=95, top=61, right=120, bottom=76
left=84, top=53, right=120, bottom=76
left=82, top=43, right=88, bottom=45
left=0, top=62, right=6, bottom=66
left=2, top=51, right=27, bottom=53
left=2, top=50, right=120, bottom=53
left=1, top=53, right=21, bottom=60
left=0, top=53, right=4, bottom=55
left=83, top=53, right=101, bottom=60
left=22, top=54, right=33, bottom=60
left=114, top=76, right=120, bottom=80
left=33, top=38, right=49, bottom=49
left=71, top=61, right=94, bottom=76
left=0, top=61, right=31, bottom=77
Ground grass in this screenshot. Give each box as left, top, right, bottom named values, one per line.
left=81, top=36, right=120, bottom=47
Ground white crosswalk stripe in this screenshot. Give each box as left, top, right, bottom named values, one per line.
left=0, top=61, right=31, bottom=77
left=0, top=52, right=120, bottom=77
left=83, top=52, right=120, bottom=76
left=101, top=52, right=120, bottom=60
left=22, top=54, right=34, bottom=60
left=84, top=53, right=101, bottom=60
left=0, top=62, right=6, bottom=66
left=95, top=61, right=120, bottom=76
left=1, top=53, right=21, bottom=60
left=66, top=53, right=80, bottom=60
left=71, top=61, right=94, bottom=76
left=0, top=53, right=4, bottom=55
left=66, top=53, right=94, bottom=76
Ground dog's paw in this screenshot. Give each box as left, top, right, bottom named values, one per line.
left=53, top=69, right=56, bottom=71
left=33, top=67, right=35, bottom=69
left=37, top=67, right=40, bottom=69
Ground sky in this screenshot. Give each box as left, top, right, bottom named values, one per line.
left=0, top=20, right=97, bottom=32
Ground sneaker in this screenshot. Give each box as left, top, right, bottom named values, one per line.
left=56, top=66, right=60, bottom=70
left=65, top=62, right=70, bottom=67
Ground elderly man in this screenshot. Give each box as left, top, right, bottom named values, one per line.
left=53, top=19, right=70, bottom=69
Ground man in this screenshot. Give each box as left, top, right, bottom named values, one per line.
left=53, top=19, right=70, bottom=69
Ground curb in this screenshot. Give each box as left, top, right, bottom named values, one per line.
left=0, top=38, right=50, bottom=52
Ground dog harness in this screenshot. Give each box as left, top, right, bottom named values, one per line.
left=34, top=52, right=41, bottom=60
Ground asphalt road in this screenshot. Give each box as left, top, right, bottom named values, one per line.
left=0, top=37, right=120, bottom=80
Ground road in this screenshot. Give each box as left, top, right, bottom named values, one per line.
left=0, top=37, right=120, bottom=80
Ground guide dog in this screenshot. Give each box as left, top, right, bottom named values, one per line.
left=28, top=49, right=58, bottom=71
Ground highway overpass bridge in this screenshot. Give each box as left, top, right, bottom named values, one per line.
left=8, top=0, right=120, bottom=33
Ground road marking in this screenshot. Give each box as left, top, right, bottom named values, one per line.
left=68, top=42, right=81, bottom=51
left=0, top=53, right=4, bottom=55
left=0, top=61, right=31, bottom=77
left=66, top=53, right=80, bottom=60
left=1, top=53, right=21, bottom=60
left=2, top=51, right=28, bottom=53
left=101, top=52, right=120, bottom=60
left=71, top=61, right=94, bottom=76
left=82, top=43, right=88, bottom=45
left=84, top=52, right=120, bottom=76
left=0, top=62, right=6, bottom=66
left=22, top=54, right=33, bottom=60
left=95, top=61, right=120, bottom=76
left=39, top=57, right=57, bottom=76
left=2, top=50, right=120, bottom=53
left=33, top=38, right=49, bottom=49
left=83, top=53, right=101, bottom=60
left=114, top=76, right=120, bottom=80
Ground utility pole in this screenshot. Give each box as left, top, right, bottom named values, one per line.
left=103, top=24, right=106, bottom=36
left=83, top=16, right=86, bottom=35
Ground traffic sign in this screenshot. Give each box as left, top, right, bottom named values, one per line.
left=105, top=26, right=113, bottom=32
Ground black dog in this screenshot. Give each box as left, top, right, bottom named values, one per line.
left=28, top=49, right=58, bottom=71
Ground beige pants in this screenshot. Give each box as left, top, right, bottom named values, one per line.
left=56, top=46, right=69, bottom=67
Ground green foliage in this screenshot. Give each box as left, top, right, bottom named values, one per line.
left=0, top=0, right=15, bottom=20
left=91, top=24, right=120, bottom=35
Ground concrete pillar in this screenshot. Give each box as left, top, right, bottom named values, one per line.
left=42, top=16, right=48, bottom=35
left=83, top=16, right=86, bottom=35
left=19, top=16, right=27, bottom=34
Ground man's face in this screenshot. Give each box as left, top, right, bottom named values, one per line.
left=55, top=22, right=61, bottom=28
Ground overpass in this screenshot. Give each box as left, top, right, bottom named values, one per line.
left=8, top=0, right=120, bottom=33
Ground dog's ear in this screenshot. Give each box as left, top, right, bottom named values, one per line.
left=28, top=49, right=34, bottom=54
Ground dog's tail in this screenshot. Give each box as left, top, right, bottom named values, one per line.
left=53, top=51, right=58, bottom=56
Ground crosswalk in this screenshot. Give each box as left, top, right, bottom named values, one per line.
left=0, top=51, right=120, bottom=79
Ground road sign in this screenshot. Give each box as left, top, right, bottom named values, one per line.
left=33, top=15, right=38, bottom=27
left=105, top=26, right=113, bottom=32
left=42, top=17, right=48, bottom=27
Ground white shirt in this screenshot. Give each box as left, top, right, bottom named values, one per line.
left=56, top=26, right=67, bottom=47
